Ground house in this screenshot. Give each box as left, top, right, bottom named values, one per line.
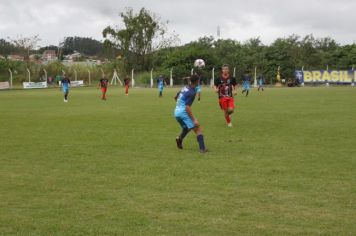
left=42, top=50, right=57, bottom=61
left=64, top=51, right=82, bottom=61
left=8, top=54, right=24, bottom=61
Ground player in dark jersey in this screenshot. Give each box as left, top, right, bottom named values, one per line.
left=174, top=74, right=207, bottom=153
left=98, top=76, right=109, bottom=100
left=214, top=64, right=237, bottom=127
left=124, top=76, right=130, bottom=95
left=61, top=75, right=71, bottom=102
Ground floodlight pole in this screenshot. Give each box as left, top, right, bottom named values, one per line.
left=62, top=70, right=65, bottom=76
left=8, top=69, right=13, bottom=88
left=211, top=67, right=215, bottom=87
left=254, top=66, right=257, bottom=88
left=88, top=69, right=91, bottom=86
left=131, top=69, right=135, bottom=87
left=150, top=68, right=153, bottom=88
left=43, top=69, right=47, bottom=81
left=170, top=68, right=173, bottom=87
left=27, top=68, right=31, bottom=82
left=191, top=68, right=194, bottom=75
left=352, top=65, right=355, bottom=87
left=74, top=69, right=77, bottom=81
left=100, top=68, right=104, bottom=77
left=233, top=67, right=236, bottom=78
left=301, top=66, right=305, bottom=86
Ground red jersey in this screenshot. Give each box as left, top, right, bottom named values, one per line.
left=99, top=78, right=109, bottom=88
left=214, top=75, right=237, bottom=98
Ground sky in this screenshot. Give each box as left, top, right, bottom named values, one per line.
left=0, top=0, right=355, bottom=47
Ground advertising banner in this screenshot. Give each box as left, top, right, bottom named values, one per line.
left=0, top=82, right=10, bottom=90
left=59, top=80, right=84, bottom=87
left=23, top=82, right=48, bottom=89
left=295, top=70, right=355, bottom=84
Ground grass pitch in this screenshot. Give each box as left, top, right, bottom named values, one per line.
left=0, top=86, right=355, bottom=235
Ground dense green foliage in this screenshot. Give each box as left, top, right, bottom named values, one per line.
left=0, top=87, right=355, bottom=235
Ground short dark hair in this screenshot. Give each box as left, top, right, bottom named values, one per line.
left=222, top=64, right=229, bottom=69
left=190, top=74, right=199, bottom=84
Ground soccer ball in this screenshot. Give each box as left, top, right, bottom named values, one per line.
left=194, top=59, right=205, bottom=69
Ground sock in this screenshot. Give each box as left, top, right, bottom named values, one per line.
left=64, top=94, right=68, bottom=100
left=179, top=128, right=190, bottom=140
left=197, top=134, right=206, bottom=151
left=225, top=114, right=231, bottom=123
left=246, top=91, right=249, bottom=96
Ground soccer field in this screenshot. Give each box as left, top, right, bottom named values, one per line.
left=0, top=86, right=355, bottom=235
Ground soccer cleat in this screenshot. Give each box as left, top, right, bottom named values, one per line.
left=200, top=149, right=208, bottom=153
left=64, top=99, right=68, bottom=103
left=227, top=123, right=233, bottom=127
left=175, top=137, right=183, bottom=149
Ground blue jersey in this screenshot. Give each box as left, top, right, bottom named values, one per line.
left=258, top=77, right=264, bottom=86
left=174, top=86, right=196, bottom=117
left=157, top=78, right=164, bottom=88
left=61, top=77, right=70, bottom=89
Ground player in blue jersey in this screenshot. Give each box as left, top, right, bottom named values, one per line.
left=258, top=74, right=265, bottom=92
left=157, top=75, right=167, bottom=97
left=241, top=73, right=251, bottom=97
left=174, top=74, right=207, bottom=153
left=61, top=75, right=71, bottom=102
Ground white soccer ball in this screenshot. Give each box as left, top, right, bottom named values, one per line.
left=194, top=59, right=205, bottom=69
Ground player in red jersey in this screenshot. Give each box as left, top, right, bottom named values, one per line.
left=124, top=76, right=130, bottom=95
left=214, top=64, right=237, bottom=127
left=98, top=76, right=109, bottom=100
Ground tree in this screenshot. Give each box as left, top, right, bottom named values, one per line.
left=7, top=35, right=41, bottom=60
left=103, top=7, right=179, bottom=71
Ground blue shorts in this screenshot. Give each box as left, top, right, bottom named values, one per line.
left=195, top=85, right=201, bottom=93
left=63, top=87, right=69, bottom=94
left=243, top=84, right=250, bottom=90
left=175, top=113, right=195, bottom=130
left=158, top=86, right=163, bottom=92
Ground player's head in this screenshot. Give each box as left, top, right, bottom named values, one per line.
left=189, top=74, right=199, bottom=87
left=221, top=64, right=229, bottom=75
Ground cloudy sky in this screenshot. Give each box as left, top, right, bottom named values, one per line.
left=1, top=0, right=355, bottom=47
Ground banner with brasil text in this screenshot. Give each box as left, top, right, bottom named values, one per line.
left=295, top=70, right=356, bottom=84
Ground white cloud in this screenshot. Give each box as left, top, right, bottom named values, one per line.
left=0, top=0, right=355, bottom=46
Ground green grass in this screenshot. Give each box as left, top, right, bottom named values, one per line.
left=0, top=86, right=355, bottom=235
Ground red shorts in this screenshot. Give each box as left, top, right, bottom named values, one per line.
left=219, top=97, right=234, bottom=111
left=101, top=87, right=107, bottom=93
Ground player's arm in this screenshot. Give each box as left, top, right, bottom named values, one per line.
left=213, top=78, right=219, bottom=93
left=174, top=91, right=180, bottom=101
left=185, top=105, right=198, bottom=126
left=232, top=77, right=237, bottom=95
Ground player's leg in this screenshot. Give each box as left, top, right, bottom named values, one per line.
left=101, top=88, right=105, bottom=100
left=64, top=88, right=69, bottom=102
left=220, top=98, right=231, bottom=125
left=192, top=125, right=207, bottom=153
left=125, top=85, right=129, bottom=95
left=175, top=117, right=190, bottom=149
left=227, top=98, right=235, bottom=126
